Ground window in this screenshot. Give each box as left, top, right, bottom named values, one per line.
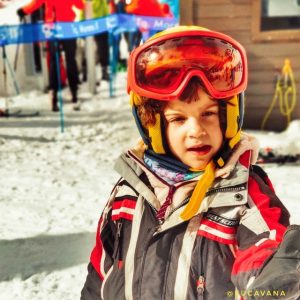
left=252, top=0, right=300, bottom=42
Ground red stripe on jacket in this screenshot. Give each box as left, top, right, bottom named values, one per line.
left=90, top=217, right=105, bottom=280
left=248, top=176, right=287, bottom=239
left=231, top=175, right=288, bottom=276
left=112, top=199, right=136, bottom=221
left=197, top=230, right=237, bottom=245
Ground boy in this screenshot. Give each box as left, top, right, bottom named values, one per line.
left=81, top=26, right=300, bottom=300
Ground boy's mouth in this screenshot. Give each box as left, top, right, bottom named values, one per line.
left=187, top=145, right=212, bottom=155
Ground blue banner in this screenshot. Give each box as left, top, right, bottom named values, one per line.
left=0, top=14, right=178, bottom=46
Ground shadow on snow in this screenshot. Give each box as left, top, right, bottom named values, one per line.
left=0, top=232, right=94, bottom=281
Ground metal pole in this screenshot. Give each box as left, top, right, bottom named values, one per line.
left=85, top=1, right=96, bottom=95
left=109, top=32, right=118, bottom=98
left=1, top=45, right=9, bottom=115
left=54, top=40, right=65, bottom=133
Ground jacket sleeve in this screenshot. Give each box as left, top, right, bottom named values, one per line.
left=81, top=208, right=117, bottom=300
left=80, top=176, right=123, bottom=300
left=247, top=224, right=300, bottom=300
left=22, top=0, right=44, bottom=14
left=73, top=0, right=85, bottom=10
left=231, top=165, right=291, bottom=295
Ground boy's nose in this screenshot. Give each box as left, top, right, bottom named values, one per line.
left=187, top=119, right=206, bottom=138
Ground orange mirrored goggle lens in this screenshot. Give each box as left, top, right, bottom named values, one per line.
left=135, top=36, right=245, bottom=95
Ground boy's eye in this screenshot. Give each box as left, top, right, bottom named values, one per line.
left=202, top=111, right=218, bottom=117
left=168, top=116, right=186, bottom=123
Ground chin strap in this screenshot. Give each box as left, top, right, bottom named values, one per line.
left=180, top=161, right=215, bottom=221
left=181, top=95, right=243, bottom=221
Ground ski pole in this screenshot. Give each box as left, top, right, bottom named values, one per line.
left=3, top=44, right=20, bottom=95
left=1, top=45, right=9, bottom=115
left=14, top=16, right=25, bottom=72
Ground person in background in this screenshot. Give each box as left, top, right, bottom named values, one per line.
left=125, top=0, right=172, bottom=17
left=80, top=26, right=300, bottom=300
left=125, top=0, right=172, bottom=51
left=81, top=0, right=110, bottom=82
left=17, top=0, right=84, bottom=111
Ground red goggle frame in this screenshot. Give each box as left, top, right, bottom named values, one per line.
left=127, top=29, right=248, bottom=100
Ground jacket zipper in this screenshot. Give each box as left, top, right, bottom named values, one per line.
left=197, top=275, right=205, bottom=298
left=206, top=183, right=247, bottom=196
left=113, top=221, right=123, bottom=268
left=167, top=184, right=246, bottom=220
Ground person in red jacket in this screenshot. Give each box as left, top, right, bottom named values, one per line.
left=125, top=0, right=171, bottom=17
left=17, top=0, right=84, bottom=111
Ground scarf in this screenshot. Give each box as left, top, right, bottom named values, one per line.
left=144, top=150, right=203, bottom=185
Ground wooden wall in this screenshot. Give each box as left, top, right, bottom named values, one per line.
left=180, top=0, right=300, bottom=131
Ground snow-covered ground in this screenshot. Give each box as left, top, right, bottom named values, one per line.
left=0, top=72, right=299, bottom=299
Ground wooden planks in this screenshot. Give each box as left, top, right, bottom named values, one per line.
left=197, top=3, right=252, bottom=18
left=180, top=0, right=194, bottom=25
left=248, top=69, right=300, bottom=84
left=200, top=0, right=250, bottom=5
left=243, top=107, right=298, bottom=131
left=194, top=17, right=251, bottom=31
left=248, top=55, right=300, bottom=71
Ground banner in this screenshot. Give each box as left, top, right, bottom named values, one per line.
left=0, top=14, right=178, bottom=46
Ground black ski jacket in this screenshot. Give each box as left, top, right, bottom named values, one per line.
left=81, top=150, right=299, bottom=300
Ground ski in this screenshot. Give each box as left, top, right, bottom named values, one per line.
left=257, top=149, right=300, bottom=165
left=0, top=109, right=40, bottom=118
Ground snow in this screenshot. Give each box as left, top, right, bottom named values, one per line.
left=0, top=73, right=299, bottom=299
left=0, top=0, right=30, bottom=25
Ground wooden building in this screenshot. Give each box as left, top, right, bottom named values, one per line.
left=180, top=0, right=300, bottom=131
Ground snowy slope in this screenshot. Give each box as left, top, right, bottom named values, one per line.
left=0, top=72, right=299, bottom=299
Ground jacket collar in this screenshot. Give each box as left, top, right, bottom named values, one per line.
left=114, top=148, right=250, bottom=214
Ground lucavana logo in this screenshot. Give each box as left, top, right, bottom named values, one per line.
left=226, top=289, right=286, bottom=298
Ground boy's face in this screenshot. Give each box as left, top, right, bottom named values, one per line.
left=164, top=88, right=223, bottom=170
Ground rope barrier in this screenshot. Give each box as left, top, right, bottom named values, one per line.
left=261, top=59, right=297, bottom=130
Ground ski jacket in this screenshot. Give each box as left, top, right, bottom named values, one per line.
left=22, top=0, right=84, bottom=22
left=81, top=149, right=298, bottom=300
left=91, top=0, right=109, bottom=18
left=79, top=0, right=109, bottom=21
left=125, top=0, right=171, bottom=17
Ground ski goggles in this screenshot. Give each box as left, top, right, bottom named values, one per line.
left=127, top=29, right=248, bottom=100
